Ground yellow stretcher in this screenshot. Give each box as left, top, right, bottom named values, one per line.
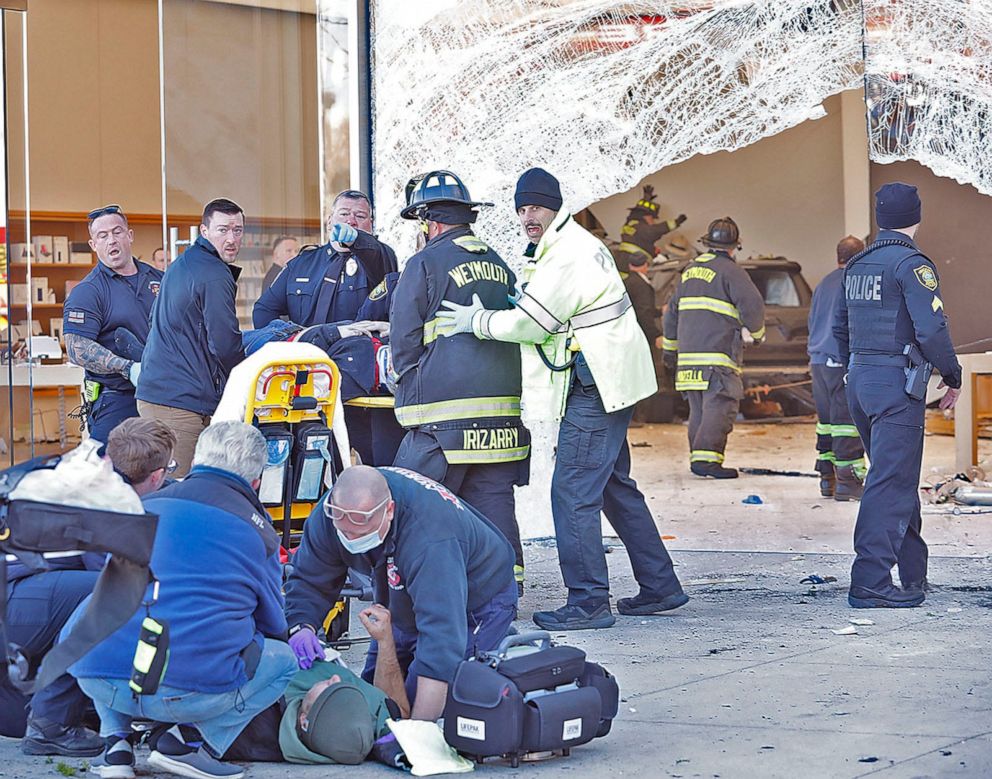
left=242, top=352, right=342, bottom=546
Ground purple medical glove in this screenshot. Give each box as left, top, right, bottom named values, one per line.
left=288, top=626, right=323, bottom=669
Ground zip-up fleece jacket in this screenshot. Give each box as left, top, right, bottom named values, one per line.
left=137, top=236, right=244, bottom=415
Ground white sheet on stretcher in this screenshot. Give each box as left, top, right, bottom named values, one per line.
left=212, top=341, right=351, bottom=471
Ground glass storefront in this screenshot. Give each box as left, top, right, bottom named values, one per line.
left=0, top=1, right=360, bottom=464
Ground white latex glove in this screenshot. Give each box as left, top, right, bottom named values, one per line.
left=435, top=294, right=484, bottom=337
left=938, top=380, right=961, bottom=410
left=127, top=361, right=142, bottom=386
left=353, top=320, right=390, bottom=337
left=741, top=329, right=755, bottom=346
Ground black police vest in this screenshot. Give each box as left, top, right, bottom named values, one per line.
left=844, top=240, right=920, bottom=355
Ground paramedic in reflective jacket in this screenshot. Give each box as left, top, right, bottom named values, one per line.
left=436, top=167, right=686, bottom=632
left=833, top=182, right=961, bottom=609
left=389, top=171, right=529, bottom=592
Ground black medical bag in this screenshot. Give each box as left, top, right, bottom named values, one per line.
left=442, top=631, right=619, bottom=766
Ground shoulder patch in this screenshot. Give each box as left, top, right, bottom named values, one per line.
left=913, top=265, right=938, bottom=291
left=368, top=279, right=388, bottom=301
left=452, top=235, right=488, bottom=254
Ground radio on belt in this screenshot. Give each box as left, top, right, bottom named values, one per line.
left=442, top=631, right=619, bottom=767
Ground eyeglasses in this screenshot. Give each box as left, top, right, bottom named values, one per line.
left=160, top=459, right=177, bottom=475
left=87, top=204, right=124, bottom=223
left=324, top=495, right=389, bottom=527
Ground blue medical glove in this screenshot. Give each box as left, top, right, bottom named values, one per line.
left=127, top=361, right=142, bottom=387
left=330, top=222, right=358, bottom=246
left=436, top=294, right=484, bottom=337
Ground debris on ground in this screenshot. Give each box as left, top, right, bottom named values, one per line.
left=742, top=494, right=763, bottom=505
left=831, top=626, right=858, bottom=635
left=800, top=575, right=837, bottom=585
left=740, top=466, right=818, bottom=478
left=922, top=463, right=992, bottom=506
left=849, top=618, right=874, bottom=626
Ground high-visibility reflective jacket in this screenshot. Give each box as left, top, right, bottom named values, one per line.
left=472, top=210, right=657, bottom=421
left=661, top=250, right=765, bottom=391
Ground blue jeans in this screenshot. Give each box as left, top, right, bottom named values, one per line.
left=552, top=377, right=682, bottom=606
left=77, top=639, right=297, bottom=754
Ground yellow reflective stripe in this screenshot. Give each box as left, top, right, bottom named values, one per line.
left=831, top=424, right=860, bottom=438
left=691, top=450, right=724, bottom=463
left=751, top=326, right=766, bottom=340
left=694, top=253, right=716, bottom=263
left=422, top=318, right=441, bottom=345
left=678, top=296, right=741, bottom=320
left=815, top=423, right=831, bottom=436
left=618, top=242, right=653, bottom=262
left=817, top=452, right=836, bottom=462
left=661, top=337, right=678, bottom=351
left=677, top=352, right=741, bottom=372
left=395, top=396, right=521, bottom=426
left=442, top=446, right=530, bottom=464
left=514, top=564, right=525, bottom=583
left=676, top=381, right=710, bottom=391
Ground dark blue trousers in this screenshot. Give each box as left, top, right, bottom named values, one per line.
left=88, top=389, right=137, bottom=444
left=847, top=365, right=927, bottom=589
left=0, top=570, right=99, bottom=736
left=345, top=406, right=405, bottom=466
left=552, top=378, right=682, bottom=606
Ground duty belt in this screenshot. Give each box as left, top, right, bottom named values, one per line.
left=850, top=353, right=907, bottom=367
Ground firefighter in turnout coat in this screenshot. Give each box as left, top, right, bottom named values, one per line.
left=662, top=217, right=765, bottom=479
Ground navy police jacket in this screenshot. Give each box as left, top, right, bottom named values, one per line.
left=284, top=467, right=516, bottom=684
left=833, top=229, right=961, bottom=387
left=252, top=232, right=397, bottom=328
left=63, top=260, right=163, bottom=393
left=137, top=236, right=245, bottom=415
left=390, top=227, right=527, bottom=464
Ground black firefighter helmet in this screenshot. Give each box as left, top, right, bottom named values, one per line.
left=400, top=170, right=492, bottom=220
left=627, top=185, right=660, bottom=220
left=701, top=216, right=740, bottom=249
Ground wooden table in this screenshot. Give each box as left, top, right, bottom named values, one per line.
left=954, top=353, right=992, bottom=471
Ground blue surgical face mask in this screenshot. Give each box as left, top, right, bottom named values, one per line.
left=336, top=525, right=384, bottom=555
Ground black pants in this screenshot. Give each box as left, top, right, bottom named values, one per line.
left=685, top=368, right=742, bottom=466
left=392, top=429, right=526, bottom=569
left=0, top=570, right=99, bottom=737
left=811, top=363, right=865, bottom=475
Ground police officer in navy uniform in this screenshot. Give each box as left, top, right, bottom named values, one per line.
left=389, top=171, right=529, bottom=590
left=834, top=182, right=961, bottom=609
left=808, top=236, right=867, bottom=501
left=63, top=205, right=163, bottom=444
left=253, top=189, right=397, bottom=464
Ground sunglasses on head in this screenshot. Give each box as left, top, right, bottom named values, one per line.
left=87, top=204, right=124, bottom=223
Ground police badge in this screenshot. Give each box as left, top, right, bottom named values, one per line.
left=913, top=265, right=938, bottom=291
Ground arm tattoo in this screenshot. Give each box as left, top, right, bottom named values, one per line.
left=64, top=333, right=131, bottom=378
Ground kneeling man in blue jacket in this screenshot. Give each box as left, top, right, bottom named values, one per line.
left=285, top=465, right=518, bottom=722
left=69, top=421, right=297, bottom=779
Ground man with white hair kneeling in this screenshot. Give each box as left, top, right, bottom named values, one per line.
left=69, top=421, right=297, bottom=779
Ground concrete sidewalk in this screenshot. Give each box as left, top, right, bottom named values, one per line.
left=3, top=546, right=990, bottom=779
left=2, top=422, right=990, bottom=778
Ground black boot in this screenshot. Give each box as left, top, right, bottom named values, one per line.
left=819, top=475, right=835, bottom=498
left=848, top=583, right=925, bottom=608
left=835, top=465, right=864, bottom=501
left=21, top=717, right=103, bottom=757
left=691, top=461, right=738, bottom=479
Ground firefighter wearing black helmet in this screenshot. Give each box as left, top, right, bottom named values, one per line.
left=661, top=217, right=765, bottom=478
left=390, top=170, right=529, bottom=591
left=614, top=185, right=686, bottom=274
